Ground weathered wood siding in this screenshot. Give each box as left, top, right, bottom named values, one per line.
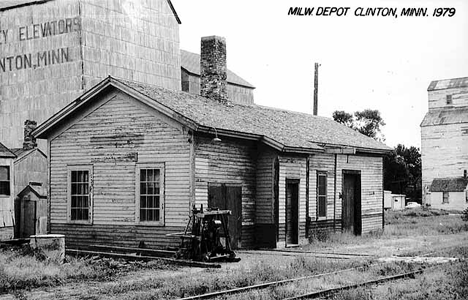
left=48, top=90, right=191, bottom=248
left=277, top=156, right=307, bottom=247
left=0, top=158, right=14, bottom=240
left=194, top=136, right=257, bottom=248
left=428, top=87, right=468, bottom=109
left=308, top=153, right=383, bottom=236
left=255, top=147, right=276, bottom=224
left=421, top=123, right=468, bottom=204
left=337, top=154, right=383, bottom=234
left=14, top=150, right=48, bottom=197
left=254, top=147, right=277, bottom=248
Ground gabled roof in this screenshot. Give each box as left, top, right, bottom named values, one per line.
left=421, top=107, right=468, bottom=127
left=17, top=183, right=47, bottom=199
left=181, top=50, right=255, bottom=89
left=11, top=148, right=47, bottom=163
left=0, top=142, right=16, bottom=159
left=34, top=76, right=391, bottom=155
left=431, top=177, right=468, bottom=192
left=427, top=77, right=468, bottom=91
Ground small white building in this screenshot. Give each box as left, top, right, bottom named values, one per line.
left=430, top=176, right=468, bottom=211
left=384, top=190, right=406, bottom=210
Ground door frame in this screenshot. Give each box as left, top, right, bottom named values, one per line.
left=207, top=183, right=242, bottom=249
left=341, top=170, right=362, bottom=235
left=285, top=178, right=300, bottom=245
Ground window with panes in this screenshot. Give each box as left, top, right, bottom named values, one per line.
left=0, top=166, right=10, bottom=196
left=139, top=168, right=162, bottom=222
left=317, top=172, right=327, bottom=217
left=70, top=169, right=91, bottom=221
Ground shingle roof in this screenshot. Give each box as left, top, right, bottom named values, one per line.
left=0, top=142, right=16, bottom=158
left=427, top=77, right=468, bottom=91
left=120, top=78, right=389, bottom=152
left=11, top=148, right=28, bottom=157
left=34, top=76, right=391, bottom=154
left=421, top=107, right=468, bottom=127
left=181, top=50, right=255, bottom=89
left=431, top=177, right=468, bottom=192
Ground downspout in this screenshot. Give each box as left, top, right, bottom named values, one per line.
left=382, top=157, right=385, bottom=230
left=305, top=156, right=310, bottom=238
left=333, top=154, right=337, bottom=232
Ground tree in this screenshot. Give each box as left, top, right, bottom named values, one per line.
left=332, top=109, right=385, bottom=141
left=384, top=144, right=422, bottom=202
left=332, top=111, right=354, bottom=128
left=354, top=109, right=385, bottom=140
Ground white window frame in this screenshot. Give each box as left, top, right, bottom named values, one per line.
left=317, top=171, right=327, bottom=218
left=442, top=191, right=449, bottom=204
left=67, top=165, right=93, bottom=224
left=135, top=163, right=165, bottom=226
left=0, top=165, right=11, bottom=196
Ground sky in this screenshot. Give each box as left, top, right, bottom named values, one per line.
left=171, top=0, right=468, bottom=148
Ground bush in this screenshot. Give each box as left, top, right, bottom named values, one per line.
left=308, top=228, right=331, bottom=242
left=462, top=208, right=468, bottom=222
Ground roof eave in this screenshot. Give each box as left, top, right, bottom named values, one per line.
left=166, top=0, right=181, bottom=24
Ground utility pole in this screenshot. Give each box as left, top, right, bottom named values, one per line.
left=313, top=62, right=320, bottom=116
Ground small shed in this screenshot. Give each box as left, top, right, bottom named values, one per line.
left=430, top=176, right=468, bottom=211
left=383, top=191, right=405, bottom=210
left=15, top=183, right=48, bottom=238
left=0, top=142, right=16, bottom=240
left=391, top=194, right=406, bottom=210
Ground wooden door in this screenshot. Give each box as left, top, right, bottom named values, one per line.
left=286, top=180, right=299, bottom=245
left=342, top=172, right=361, bottom=235
left=208, top=184, right=242, bottom=249
left=21, top=200, right=36, bottom=238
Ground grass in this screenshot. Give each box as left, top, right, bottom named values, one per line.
left=94, top=257, right=362, bottom=299
left=0, top=245, right=175, bottom=294
left=332, top=246, right=468, bottom=300
left=306, top=207, right=468, bottom=247
left=1, top=208, right=467, bottom=299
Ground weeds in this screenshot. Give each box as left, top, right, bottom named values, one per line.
left=0, top=246, right=174, bottom=294
left=462, top=208, right=468, bottom=222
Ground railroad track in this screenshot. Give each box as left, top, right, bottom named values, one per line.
left=176, top=263, right=431, bottom=300
left=238, top=249, right=373, bottom=260
left=283, top=269, right=423, bottom=300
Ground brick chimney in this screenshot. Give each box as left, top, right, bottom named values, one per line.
left=200, top=36, right=228, bottom=104
left=23, top=120, right=37, bottom=150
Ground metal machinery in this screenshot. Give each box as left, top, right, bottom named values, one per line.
left=174, top=205, right=240, bottom=262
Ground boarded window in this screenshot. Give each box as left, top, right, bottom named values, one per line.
left=446, top=95, right=452, bottom=105
left=317, top=172, right=327, bottom=217
left=136, top=164, right=164, bottom=225
left=0, top=166, right=10, bottom=196
left=69, top=169, right=91, bottom=221
left=443, top=192, right=449, bottom=204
